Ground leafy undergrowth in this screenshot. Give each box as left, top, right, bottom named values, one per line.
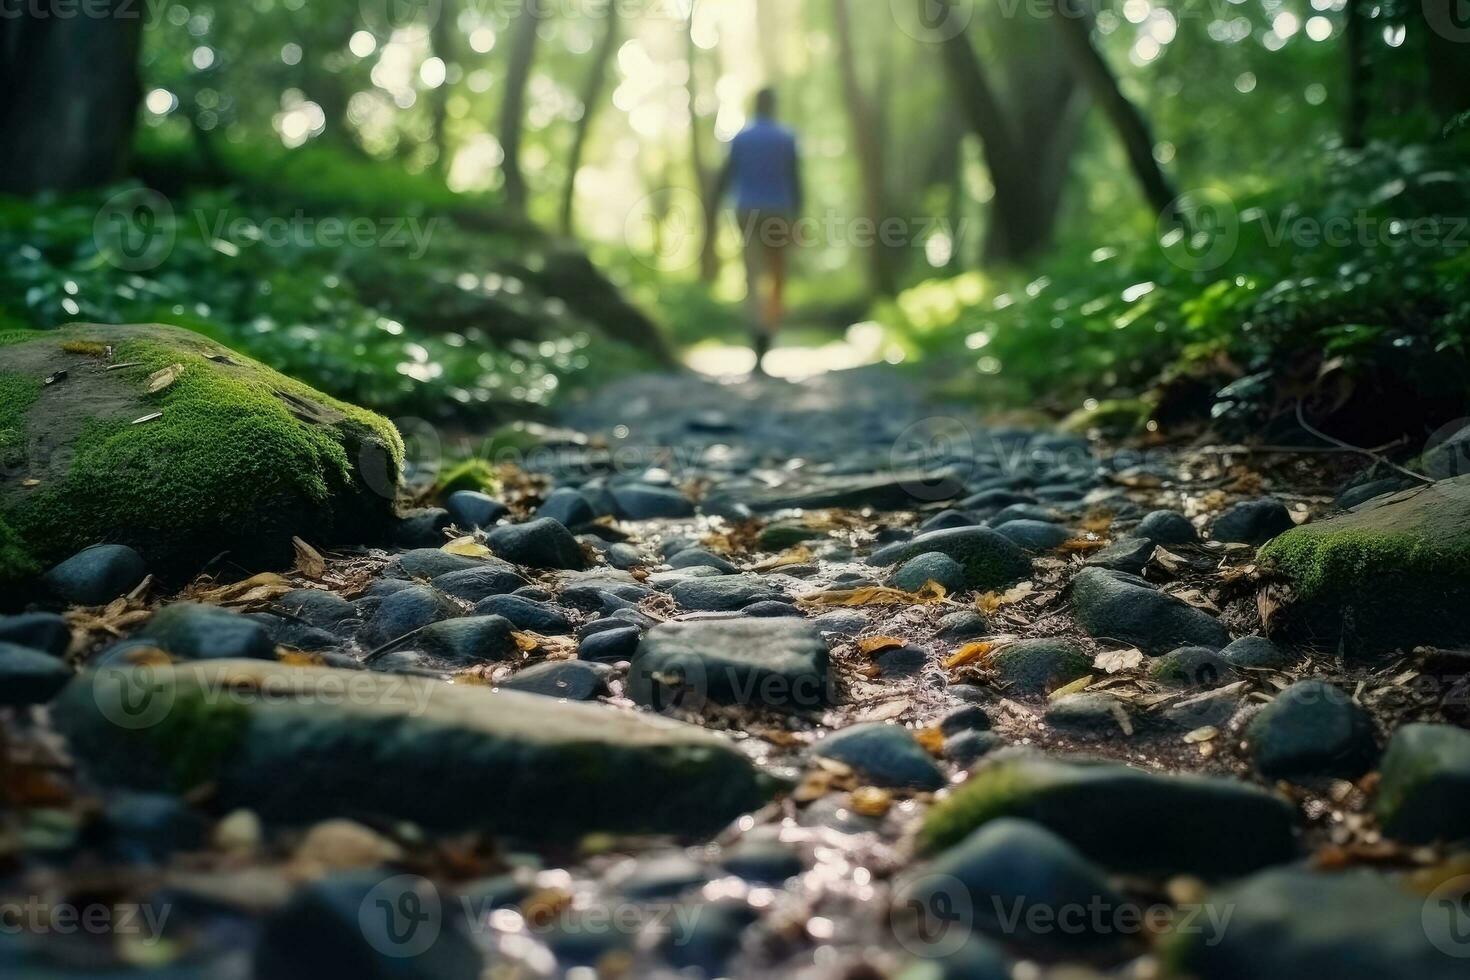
left=0, top=144, right=668, bottom=424
left=883, top=142, right=1470, bottom=440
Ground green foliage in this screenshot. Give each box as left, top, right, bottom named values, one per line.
left=147, top=685, right=251, bottom=791
left=434, top=458, right=500, bottom=497
left=0, top=372, right=40, bottom=463
left=883, top=143, right=1470, bottom=419
left=0, top=176, right=658, bottom=422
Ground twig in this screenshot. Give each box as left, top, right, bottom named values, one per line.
left=1293, top=402, right=1433, bottom=485
left=362, top=623, right=434, bottom=664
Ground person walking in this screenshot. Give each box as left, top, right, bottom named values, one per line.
left=714, top=88, right=803, bottom=374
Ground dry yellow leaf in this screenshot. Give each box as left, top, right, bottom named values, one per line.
left=798, top=580, right=946, bottom=608
left=849, top=786, right=893, bottom=818
left=1048, top=674, right=1095, bottom=700
left=191, top=572, right=291, bottom=606
left=943, top=642, right=992, bottom=670
left=442, top=536, right=492, bottom=558
left=1059, top=537, right=1107, bottom=553
left=277, top=650, right=326, bottom=667
left=914, top=726, right=945, bottom=755
left=511, top=631, right=541, bottom=652
left=752, top=545, right=814, bottom=571
left=857, top=635, right=906, bottom=656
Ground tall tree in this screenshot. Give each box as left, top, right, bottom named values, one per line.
left=560, top=2, right=621, bottom=235
left=932, top=0, right=1072, bottom=263
left=1421, top=0, right=1470, bottom=125
left=688, top=15, right=721, bottom=283
left=1048, top=0, right=1178, bottom=220
left=428, top=0, right=457, bottom=174
left=832, top=0, right=899, bottom=296
left=500, top=1, right=544, bottom=215
left=0, top=5, right=143, bottom=194
left=1343, top=0, right=1369, bottom=147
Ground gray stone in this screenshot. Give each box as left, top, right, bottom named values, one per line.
left=935, top=610, right=989, bottom=642
left=1246, top=680, right=1378, bottom=780
left=537, top=488, right=596, bottom=527
left=938, top=704, right=990, bottom=735
left=361, top=586, right=459, bottom=647
left=275, top=589, right=359, bottom=631
left=416, top=616, right=517, bottom=664
left=1136, top=510, right=1198, bottom=545
left=1071, top=568, right=1229, bottom=655
left=1163, top=868, right=1464, bottom=980
left=611, top=484, right=695, bottom=519
left=1084, top=536, right=1156, bottom=575
left=1149, top=646, right=1234, bottom=688
left=579, top=626, right=642, bottom=663
left=892, top=552, right=968, bottom=593
left=897, top=819, right=1126, bottom=952
left=922, top=756, right=1297, bottom=876
left=488, top=518, right=587, bottom=570
left=943, top=730, right=1005, bottom=765
left=431, top=563, right=525, bottom=603
left=0, top=642, right=73, bottom=706
left=502, top=660, right=613, bottom=701
left=1221, top=634, right=1291, bottom=669
left=43, top=544, right=146, bottom=606
left=392, top=548, right=484, bottom=580
left=812, top=610, right=867, bottom=636
left=1046, top=693, right=1130, bottom=738
left=992, top=519, right=1072, bottom=552
left=990, top=638, right=1091, bottom=695
left=56, top=661, right=774, bottom=837
left=137, top=603, right=276, bottom=661
left=869, top=527, right=1032, bottom=592
left=472, top=595, right=573, bottom=635
left=446, top=490, right=509, bottom=529
left=813, top=723, right=944, bottom=790
left=629, top=618, right=828, bottom=711
left=668, top=548, right=739, bottom=575
left=1374, top=723, right=1470, bottom=844
left=668, top=574, right=783, bottom=612
left=1211, top=497, right=1295, bottom=545
left=0, top=612, right=70, bottom=656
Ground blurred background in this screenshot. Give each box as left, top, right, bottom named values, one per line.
left=2, top=0, right=1467, bottom=442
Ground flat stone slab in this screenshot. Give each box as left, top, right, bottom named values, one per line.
left=628, top=618, right=830, bottom=712
left=54, top=661, right=773, bottom=838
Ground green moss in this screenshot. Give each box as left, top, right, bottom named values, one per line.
left=917, top=759, right=1051, bottom=853
left=0, top=372, right=40, bottom=458
left=146, top=687, right=251, bottom=791
left=2, top=326, right=404, bottom=583
left=1260, top=527, right=1470, bottom=600
left=436, top=458, right=500, bottom=497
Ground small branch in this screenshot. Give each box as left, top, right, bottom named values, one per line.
left=1293, top=401, right=1433, bottom=484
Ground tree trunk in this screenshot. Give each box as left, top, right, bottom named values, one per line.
left=833, top=0, right=899, bottom=296
left=429, top=0, right=456, bottom=175
left=500, top=2, right=543, bottom=215
left=1049, top=0, right=1178, bottom=219
left=1344, top=0, right=1368, bottom=147
left=688, top=18, right=721, bottom=283
left=932, top=3, right=1050, bottom=263
left=560, top=2, right=620, bottom=234
left=0, top=5, right=142, bottom=194
left=1421, top=0, right=1470, bottom=124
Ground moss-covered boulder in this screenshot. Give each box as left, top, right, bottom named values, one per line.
left=1258, top=477, right=1470, bottom=654
left=0, top=325, right=402, bottom=586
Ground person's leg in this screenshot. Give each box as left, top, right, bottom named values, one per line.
left=740, top=211, right=771, bottom=372
left=766, top=218, right=789, bottom=332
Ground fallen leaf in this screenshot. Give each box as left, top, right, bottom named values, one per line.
left=189, top=572, right=292, bottom=606
left=511, top=631, right=540, bottom=653
left=1059, top=537, right=1107, bottom=553
left=146, top=362, right=185, bottom=393
left=1094, top=648, right=1145, bottom=674
left=292, top=537, right=325, bottom=578
left=442, top=536, right=492, bottom=558
left=849, top=786, right=893, bottom=818
left=797, top=581, right=947, bottom=608
left=857, top=636, right=906, bottom=656
left=944, top=642, right=993, bottom=670
left=751, top=545, right=814, bottom=571
left=853, top=699, right=911, bottom=722
left=1049, top=675, right=1095, bottom=699
left=1183, top=726, right=1218, bottom=744
left=914, top=727, right=945, bottom=755
left=131, top=412, right=163, bottom=425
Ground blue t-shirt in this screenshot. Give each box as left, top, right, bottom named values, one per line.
left=727, top=118, right=799, bottom=213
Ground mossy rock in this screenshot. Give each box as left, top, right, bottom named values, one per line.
left=919, top=755, right=1296, bottom=876
left=1258, top=478, right=1470, bottom=655
left=0, top=324, right=403, bottom=586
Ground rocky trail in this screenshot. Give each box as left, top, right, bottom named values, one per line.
left=5, top=360, right=1470, bottom=978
